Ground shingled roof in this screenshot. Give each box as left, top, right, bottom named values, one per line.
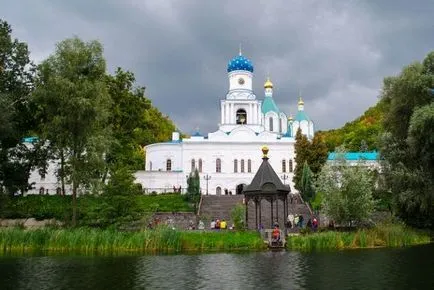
left=243, top=147, right=290, bottom=196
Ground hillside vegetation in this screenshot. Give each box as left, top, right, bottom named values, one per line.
left=317, top=99, right=388, bottom=152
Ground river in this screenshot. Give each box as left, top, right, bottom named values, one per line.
left=0, top=244, right=432, bottom=290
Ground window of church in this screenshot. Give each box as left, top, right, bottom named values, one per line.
left=191, top=159, right=195, bottom=172
left=248, top=159, right=252, bottom=172
left=236, top=109, right=247, bottom=124
left=269, top=117, right=273, bottom=131
left=234, top=159, right=238, bottom=173
left=216, top=186, right=221, bottom=195
left=166, top=159, right=172, bottom=171
left=241, top=159, right=245, bottom=173
left=282, top=160, right=286, bottom=172
left=279, top=119, right=282, bottom=133
left=289, top=159, right=293, bottom=173
left=216, top=158, right=221, bottom=173
left=198, top=159, right=203, bottom=173
left=149, top=161, right=152, bottom=171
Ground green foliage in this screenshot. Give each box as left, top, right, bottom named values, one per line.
left=104, top=68, right=176, bottom=172
left=286, top=223, right=431, bottom=251
left=310, top=191, right=323, bottom=213
left=293, top=129, right=328, bottom=195
left=294, top=129, right=310, bottom=191
left=316, top=147, right=375, bottom=226
left=0, top=228, right=265, bottom=254
left=33, top=37, right=112, bottom=225
left=0, top=195, right=71, bottom=221
left=230, top=203, right=246, bottom=230
left=317, top=99, right=389, bottom=152
left=135, top=194, right=193, bottom=212
left=186, top=169, right=201, bottom=211
left=301, top=161, right=315, bottom=203
left=379, top=51, right=434, bottom=229
left=0, top=19, right=36, bottom=195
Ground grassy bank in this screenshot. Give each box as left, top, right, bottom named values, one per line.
left=0, top=194, right=193, bottom=221
left=286, top=223, right=431, bottom=251
left=0, top=227, right=265, bottom=255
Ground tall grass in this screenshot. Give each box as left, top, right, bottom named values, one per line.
left=0, top=228, right=265, bottom=255
left=286, top=223, right=431, bottom=251
left=181, top=231, right=265, bottom=252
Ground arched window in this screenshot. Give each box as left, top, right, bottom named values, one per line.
left=241, top=159, right=245, bottom=173
left=248, top=159, right=252, bottom=173
left=149, top=161, right=152, bottom=171
left=216, top=158, right=221, bottom=173
left=279, top=118, right=282, bottom=133
left=166, top=159, right=172, bottom=171
left=289, top=159, right=293, bottom=173
left=191, top=159, right=196, bottom=172
left=282, top=160, right=286, bottom=172
left=234, top=159, right=238, bottom=173
left=39, top=187, right=45, bottom=195
left=269, top=117, right=273, bottom=131
left=236, top=109, right=247, bottom=124
left=216, top=186, right=222, bottom=195
left=198, top=159, right=203, bottom=173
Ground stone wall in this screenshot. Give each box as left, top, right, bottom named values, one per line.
left=0, top=218, right=62, bottom=229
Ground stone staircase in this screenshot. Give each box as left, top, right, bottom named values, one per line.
left=198, top=195, right=244, bottom=225
left=198, top=194, right=312, bottom=230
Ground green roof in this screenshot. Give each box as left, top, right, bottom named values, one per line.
left=262, top=96, right=280, bottom=114
left=295, top=110, right=310, bottom=121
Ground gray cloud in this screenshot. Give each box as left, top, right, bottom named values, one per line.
left=2, top=0, right=434, bottom=134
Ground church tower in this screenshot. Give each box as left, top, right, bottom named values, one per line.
left=219, top=50, right=263, bottom=133
left=291, top=95, right=315, bottom=139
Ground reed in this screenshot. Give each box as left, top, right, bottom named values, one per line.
left=180, top=231, right=265, bottom=252
left=286, top=223, right=431, bottom=251
left=0, top=228, right=265, bottom=255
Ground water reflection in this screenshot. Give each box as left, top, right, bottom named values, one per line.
left=0, top=244, right=433, bottom=290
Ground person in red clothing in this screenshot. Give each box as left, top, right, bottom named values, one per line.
left=272, top=225, right=280, bottom=242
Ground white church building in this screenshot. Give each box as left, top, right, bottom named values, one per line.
left=134, top=51, right=315, bottom=195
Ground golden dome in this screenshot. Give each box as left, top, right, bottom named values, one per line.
left=298, top=96, right=304, bottom=105
left=264, top=77, right=273, bottom=89
left=288, top=114, right=293, bottom=121
left=261, top=146, right=269, bottom=158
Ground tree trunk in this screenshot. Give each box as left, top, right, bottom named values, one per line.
left=72, top=181, right=77, bottom=227
left=60, top=149, right=65, bottom=196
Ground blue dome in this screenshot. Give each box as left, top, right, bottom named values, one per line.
left=227, top=55, right=254, bottom=73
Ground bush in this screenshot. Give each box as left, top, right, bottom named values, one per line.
left=230, top=203, right=246, bottom=230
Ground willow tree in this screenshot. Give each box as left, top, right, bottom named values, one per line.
left=33, top=37, right=111, bottom=226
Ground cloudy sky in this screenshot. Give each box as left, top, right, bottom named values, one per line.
left=2, top=0, right=434, bottom=134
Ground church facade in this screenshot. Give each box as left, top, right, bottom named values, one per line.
left=134, top=51, right=315, bottom=195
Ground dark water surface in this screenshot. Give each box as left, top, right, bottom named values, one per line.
left=0, top=244, right=433, bottom=290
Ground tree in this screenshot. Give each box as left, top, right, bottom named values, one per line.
left=300, top=161, right=315, bottom=203
left=0, top=19, right=36, bottom=195
left=316, top=147, right=375, bottom=226
left=317, top=99, right=388, bottom=152
left=293, top=128, right=310, bottom=191
left=104, top=68, right=151, bottom=172
left=293, top=128, right=328, bottom=194
left=33, top=37, right=111, bottom=226
left=379, top=51, right=434, bottom=228
left=186, top=169, right=201, bottom=212
left=307, top=134, right=328, bottom=175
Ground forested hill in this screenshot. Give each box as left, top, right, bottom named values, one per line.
left=317, top=99, right=388, bottom=152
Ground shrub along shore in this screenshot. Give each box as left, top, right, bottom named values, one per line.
left=286, top=223, right=431, bottom=251
left=0, top=223, right=430, bottom=255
